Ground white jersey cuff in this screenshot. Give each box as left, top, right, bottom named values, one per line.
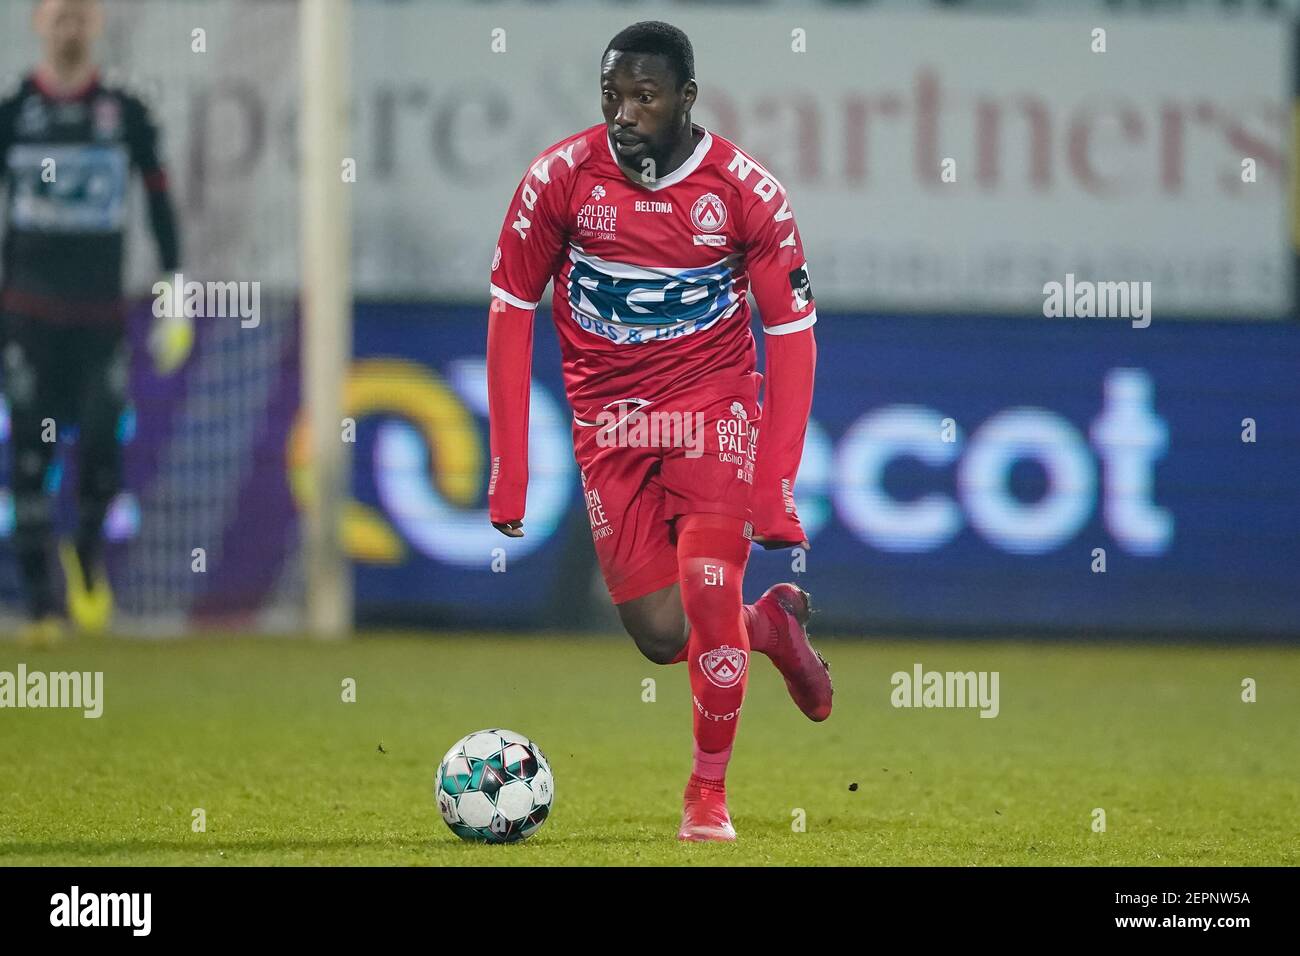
left=763, top=311, right=817, bottom=335
left=489, top=283, right=539, bottom=310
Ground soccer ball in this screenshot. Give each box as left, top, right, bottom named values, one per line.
left=435, top=729, right=554, bottom=843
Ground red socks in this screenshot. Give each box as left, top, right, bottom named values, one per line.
left=743, top=602, right=779, bottom=655
left=669, top=599, right=778, bottom=663
left=676, top=513, right=752, bottom=783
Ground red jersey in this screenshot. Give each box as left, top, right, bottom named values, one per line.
left=486, top=122, right=817, bottom=544
left=488, top=122, right=816, bottom=417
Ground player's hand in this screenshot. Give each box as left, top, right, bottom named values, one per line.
left=751, top=534, right=810, bottom=552
left=752, top=502, right=808, bottom=551
left=148, top=311, right=194, bottom=376
left=492, top=519, right=525, bottom=538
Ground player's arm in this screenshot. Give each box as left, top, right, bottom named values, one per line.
left=486, top=296, right=535, bottom=537
left=744, top=185, right=818, bottom=551
left=486, top=155, right=569, bottom=537
left=126, top=94, right=181, bottom=278
left=127, top=94, right=188, bottom=375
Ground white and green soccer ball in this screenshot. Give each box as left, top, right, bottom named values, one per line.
left=435, top=729, right=554, bottom=843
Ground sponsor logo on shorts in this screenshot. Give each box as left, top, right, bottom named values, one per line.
left=717, top=415, right=758, bottom=484
left=585, top=487, right=614, bottom=541
left=699, top=645, right=748, bottom=689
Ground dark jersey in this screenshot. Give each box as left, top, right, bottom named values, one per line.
left=0, top=70, right=180, bottom=326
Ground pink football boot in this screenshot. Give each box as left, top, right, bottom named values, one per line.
left=758, top=584, right=833, bottom=721
left=677, top=775, right=737, bottom=842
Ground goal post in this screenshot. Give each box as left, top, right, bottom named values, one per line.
left=299, top=0, right=354, bottom=638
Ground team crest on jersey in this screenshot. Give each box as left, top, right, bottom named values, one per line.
left=700, top=645, right=748, bottom=689
left=690, top=192, right=727, bottom=233
left=93, top=97, right=122, bottom=140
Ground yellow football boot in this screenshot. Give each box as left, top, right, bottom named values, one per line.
left=60, top=541, right=113, bottom=636
left=16, top=615, right=66, bottom=648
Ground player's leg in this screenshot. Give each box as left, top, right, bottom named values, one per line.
left=3, top=315, right=64, bottom=639
left=618, top=576, right=831, bottom=716
left=64, top=326, right=126, bottom=633
left=575, top=423, right=790, bottom=679
left=674, top=509, right=751, bottom=840
left=613, top=549, right=688, bottom=663
left=574, top=428, right=684, bottom=653
left=651, top=386, right=831, bottom=721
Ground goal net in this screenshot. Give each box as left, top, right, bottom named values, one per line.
left=0, top=0, right=310, bottom=634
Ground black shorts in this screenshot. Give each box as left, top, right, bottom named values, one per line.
left=1, top=313, right=128, bottom=429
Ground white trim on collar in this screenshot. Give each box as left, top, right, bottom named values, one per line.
left=606, top=125, right=713, bottom=191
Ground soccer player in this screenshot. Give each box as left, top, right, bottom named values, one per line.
left=487, top=21, right=831, bottom=841
left=0, top=0, right=188, bottom=644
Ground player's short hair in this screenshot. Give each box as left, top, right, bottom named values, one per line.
left=603, top=21, right=695, bottom=91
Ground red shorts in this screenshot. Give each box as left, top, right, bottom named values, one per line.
left=572, top=375, right=761, bottom=604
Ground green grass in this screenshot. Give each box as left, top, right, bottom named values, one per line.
left=0, top=632, right=1297, bottom=866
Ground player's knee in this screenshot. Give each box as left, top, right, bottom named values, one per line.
left=618, top=605, right=686, bottom=665
left=676, top=514, right=749, bottom=624
left=678, top=562, right=743, bottom=627
left=634, top=631, right=683, bottom=666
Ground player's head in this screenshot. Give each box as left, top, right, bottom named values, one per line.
left=33, top=0, right=102, bottom=68
left=601, top=21, right=698, bottom=171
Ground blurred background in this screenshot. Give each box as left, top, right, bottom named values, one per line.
left=0, top=0, right=1295, bottom=641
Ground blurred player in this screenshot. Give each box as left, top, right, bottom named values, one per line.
left=487, top=21, right=830, bottom=841
left=0, top=0, right=188, bottom=644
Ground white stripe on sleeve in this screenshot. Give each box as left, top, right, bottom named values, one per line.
left=763, top=311, right=817, bottom=335
left=489, top=283, right=539, bottom=310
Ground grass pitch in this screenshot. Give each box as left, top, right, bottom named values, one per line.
left=0, top=632, right=1297, bottom=866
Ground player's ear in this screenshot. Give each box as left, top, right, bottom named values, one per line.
left=680, top=79, right=698, bottom=112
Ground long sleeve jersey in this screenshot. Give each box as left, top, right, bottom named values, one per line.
left=487, top=122, right=817, bottom=542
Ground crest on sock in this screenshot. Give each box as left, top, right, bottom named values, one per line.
left=699, top=645, right=748, bottom=688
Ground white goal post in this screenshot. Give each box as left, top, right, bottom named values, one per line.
left=299, top=0, right=354, bottom=637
